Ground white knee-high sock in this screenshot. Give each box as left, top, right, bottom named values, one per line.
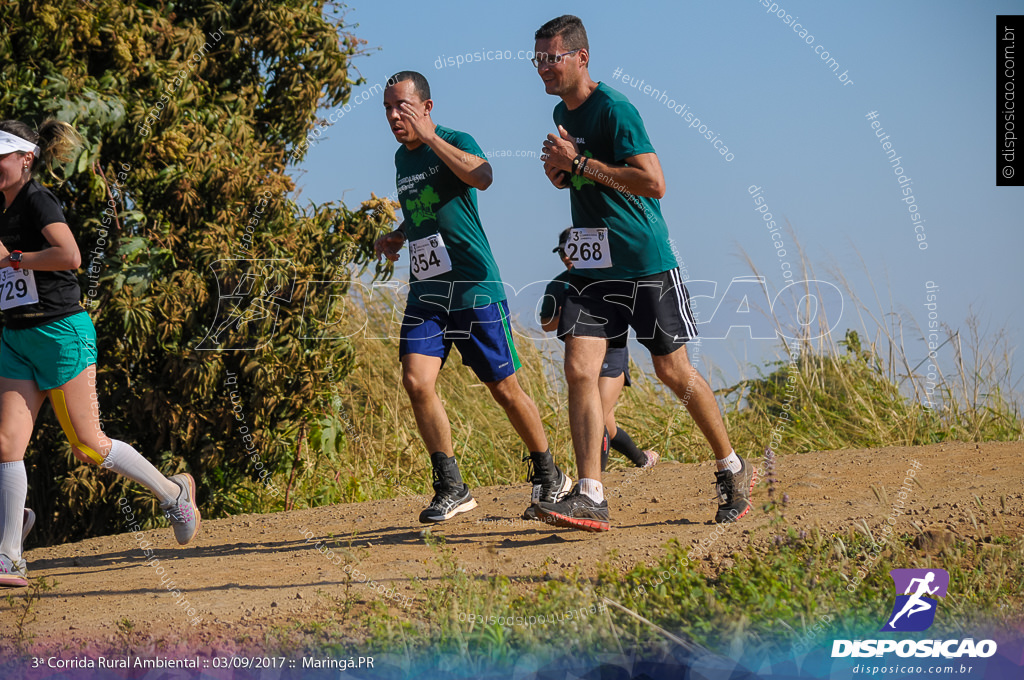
left=0, top=461, right=28, bottom=560
left=101, top=440, right=179, bottom=504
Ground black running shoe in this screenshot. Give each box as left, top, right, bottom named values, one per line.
left=535, top=484, right=610, bottom=532
left=419, top=483, right=477, bottom=523
left=419, top=453, right=478, bottom=523
left=522, top=451, right=572, bottom=521
left=714, top=455, right=756, bottom=523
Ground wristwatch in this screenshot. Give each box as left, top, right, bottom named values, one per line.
left=9, top=251, right=22, bottom=271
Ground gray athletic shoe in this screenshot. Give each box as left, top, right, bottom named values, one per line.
left=161, top=474, right=201, bottom=545
left=714, top=455, right=756, bottom=523
left=0, top=553, right=28, bottom=587
left=536, top=484, right=610, bottom=532
left=0, top=509, right=38, bottom=588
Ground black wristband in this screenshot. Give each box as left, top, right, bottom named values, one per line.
left=579, top=157, right=589, bottom=177
left=572, top=154, right=583, bottom=175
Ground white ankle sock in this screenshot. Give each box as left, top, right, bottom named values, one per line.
left=579, top=478, right=604, bottom=503
left=0, top=461, right=28, bottom=560
left=716, top=451, right=742, bottom=474
left=101, top=440, right=179, bottom=504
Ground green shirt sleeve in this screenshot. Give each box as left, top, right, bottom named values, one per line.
left=608, top=100, right=657, bottom=163
left=446, top=128, right=487, bottom=164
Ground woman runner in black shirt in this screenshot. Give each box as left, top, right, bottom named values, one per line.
left=0, top=119, right=200, bottom=587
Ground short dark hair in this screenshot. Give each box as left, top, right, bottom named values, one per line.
left=535, top=15, right=589, bottom=52
left=386, top=71, right=431, bottom=101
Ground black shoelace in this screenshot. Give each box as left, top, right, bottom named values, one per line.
left=715, top=470, right=736, bottom=501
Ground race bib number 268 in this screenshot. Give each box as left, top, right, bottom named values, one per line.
left=565, top=227, right=612, bottom=269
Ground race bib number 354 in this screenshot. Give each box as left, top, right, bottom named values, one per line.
left=0, top=268, right=39, bottom=311
left=565, top=227, right=612, bottom=269
left=408, top=233, right=453, bottom=279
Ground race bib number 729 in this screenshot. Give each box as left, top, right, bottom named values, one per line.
left=0, top=268, right=39, bottom=311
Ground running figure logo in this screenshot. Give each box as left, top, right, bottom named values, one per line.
left=197, top=259, right=296, bottom=351
left=882, top=568, right=949, bottom=632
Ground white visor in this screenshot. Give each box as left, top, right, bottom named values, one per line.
left=0, top=130, right=41, bottom=156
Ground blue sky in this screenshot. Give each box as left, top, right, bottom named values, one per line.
left=296, top=0, right=1023, bottom=392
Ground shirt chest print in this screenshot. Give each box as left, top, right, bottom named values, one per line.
left=406, top=184, right=440, bottom=226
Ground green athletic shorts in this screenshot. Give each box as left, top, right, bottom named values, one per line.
left=0, top=312, right=97, bottom=390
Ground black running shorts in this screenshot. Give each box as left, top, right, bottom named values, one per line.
left=600, top=346, right=631, bottom=386
left=557, top=268, right=698, bottom=356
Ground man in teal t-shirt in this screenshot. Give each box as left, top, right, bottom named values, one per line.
left=373, top=71, right=570, bottom=525
left=530, top=16, right=754, bottom=532
left=392, top=121, right=505, bottom=312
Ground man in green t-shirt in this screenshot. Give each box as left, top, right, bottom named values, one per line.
left=530, top=17, right=755, bottom=532
left=373, top=71, right=571, bottom=524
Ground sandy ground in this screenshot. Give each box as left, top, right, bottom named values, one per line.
left=4, top=440, right=1022, bottom=653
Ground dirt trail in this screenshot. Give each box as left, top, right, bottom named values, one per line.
left=10, top=441, right=1023, bottom=650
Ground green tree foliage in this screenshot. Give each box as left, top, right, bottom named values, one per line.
left=0, top=0, right=395, bottom=545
